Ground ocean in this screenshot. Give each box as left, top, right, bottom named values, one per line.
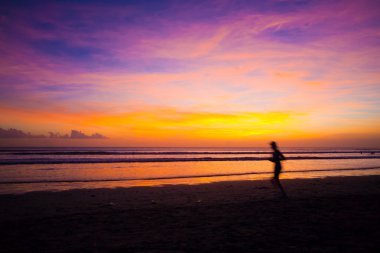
left=1, top=147, right=380, bottom=194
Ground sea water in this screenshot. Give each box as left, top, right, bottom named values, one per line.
left=0, top=147, right=380, bottom=194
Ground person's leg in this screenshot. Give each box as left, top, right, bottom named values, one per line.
left=276, top=178, right=288, bottom=198
left=272, top=164, right=280, bottom=184
left=274, top=165, right=288, bottom=198
left=271, top=169, right=278, bottom=185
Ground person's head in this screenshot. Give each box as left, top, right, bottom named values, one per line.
left=270, top=141, right=278, bottom=150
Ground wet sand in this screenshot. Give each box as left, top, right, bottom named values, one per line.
left=0, top=175, right=379, bottom=252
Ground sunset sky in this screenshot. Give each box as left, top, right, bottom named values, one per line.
left=1, top=0, right=380, bottom=147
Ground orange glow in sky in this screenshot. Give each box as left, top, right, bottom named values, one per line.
left=1, top=0, right=380, bottom=147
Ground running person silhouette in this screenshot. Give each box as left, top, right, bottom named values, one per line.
left=269, top=141, right=288, bottom=198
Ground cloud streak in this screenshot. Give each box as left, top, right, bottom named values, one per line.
left=0, top=0, right=379, bottom=146
left=0, top=128, right=107, bottom=139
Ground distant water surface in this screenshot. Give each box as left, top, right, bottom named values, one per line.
left=0, top=147, right=380, bottom=194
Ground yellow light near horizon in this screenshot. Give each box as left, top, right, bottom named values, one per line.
left=81, top=109, right=306, bottom=139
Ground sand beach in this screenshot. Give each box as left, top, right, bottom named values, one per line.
left=0, top=175, right=379, bottom=252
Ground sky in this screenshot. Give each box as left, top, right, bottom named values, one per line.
left=0, top=0, right=380, bottom=147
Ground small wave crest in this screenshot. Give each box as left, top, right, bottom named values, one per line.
left=2, top=151, right=380, bottom=155
left=1, top=156, right=380, bottom=165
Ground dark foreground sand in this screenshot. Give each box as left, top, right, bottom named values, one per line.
left=0, top=175, right=379, bottom=252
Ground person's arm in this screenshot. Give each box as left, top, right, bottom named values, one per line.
left=269, top=152, right=274, bottom=162
left=279, top=151, right=286, bottom=160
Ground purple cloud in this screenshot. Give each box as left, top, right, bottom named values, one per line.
left=0, top=128, right=107, bottom=139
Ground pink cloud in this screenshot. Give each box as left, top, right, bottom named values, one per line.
left=1, top=0, right=379, bottom=146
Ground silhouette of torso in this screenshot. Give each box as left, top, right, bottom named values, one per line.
left=272, top=149, right=284, bottom=166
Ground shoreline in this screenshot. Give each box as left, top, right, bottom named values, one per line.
left=1, top=166, right=380, bottom=185
left=1, top=175, right=379, bottom=252
left=1, top=174, right=380, bottom=203
left=1, top=169, right=380, bottom=195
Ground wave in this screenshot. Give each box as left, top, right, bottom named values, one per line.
left=0, top=166, right=379, bottom=185
left=2, top=151, right=379, bottom=155
left=1, top=155, right=380, bottom=165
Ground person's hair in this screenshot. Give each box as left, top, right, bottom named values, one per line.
left=270, top=141, right=277, bottom=149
